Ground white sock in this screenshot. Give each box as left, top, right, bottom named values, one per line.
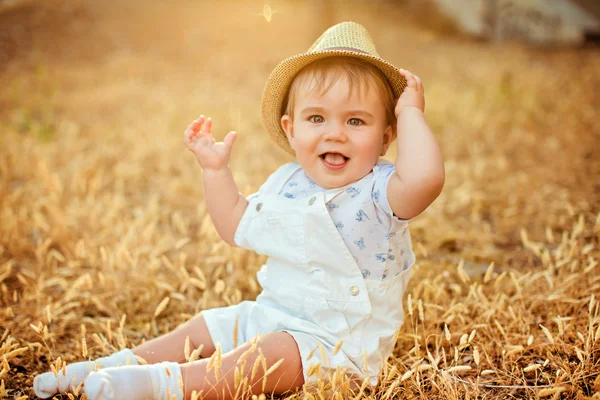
left=84, top=362, right=184, bottom=400
left=33, top=349, right=139, bottom=399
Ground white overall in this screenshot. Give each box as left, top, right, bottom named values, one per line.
left=201, top=164, right=414, bottom=387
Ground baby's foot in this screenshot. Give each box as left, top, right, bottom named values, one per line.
left=33, top=360, right=92, bottom=398
left=33, top=349, right=138, bottom=398
left=85, top=362, right=183, bottom=400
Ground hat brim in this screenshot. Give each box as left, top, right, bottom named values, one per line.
left=260, top=50, right=407, bottom=155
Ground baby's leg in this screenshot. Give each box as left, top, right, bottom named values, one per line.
left=33, top=313, right=216, bottom=398
left=84, top=331, right=305, bottom=400
left=181, top=331, right=304, bottom=399
left=133, top=312, right=216, bottom=363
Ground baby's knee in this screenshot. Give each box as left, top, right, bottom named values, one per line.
left=254, top=331, right=301, bottom=362
left=249, top=332, right=305, bottom=389
left=177, top=313, right=216, bottom=357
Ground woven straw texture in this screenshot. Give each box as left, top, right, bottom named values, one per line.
left=261, top=21, right=408, bottom=155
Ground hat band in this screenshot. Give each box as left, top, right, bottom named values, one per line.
left=318, top=46, right=370, bottom=54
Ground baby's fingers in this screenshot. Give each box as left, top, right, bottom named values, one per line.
left=186, top=115, right=205, bottom=134
left=223, top=131, right=237, bottom=149
left=184, top=115, right=205, bottom=142
left=414, top=75, right=424, bottom=94
left=399, top=68, right=418, bottom=90
left=201, top=117, right=213, bottom=135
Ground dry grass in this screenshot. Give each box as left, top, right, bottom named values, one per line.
left=0, top=0, right=599, bottom=398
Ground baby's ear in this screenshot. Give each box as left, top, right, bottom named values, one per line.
left=380, top=124, right=395, bottom=155
left=281, top=115, right=296, bottom=150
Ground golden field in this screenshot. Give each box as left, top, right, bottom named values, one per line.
left=0, top=0, right=599, bottom=398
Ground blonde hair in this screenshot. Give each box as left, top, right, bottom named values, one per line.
left=282, top=56, right=396, bottom=130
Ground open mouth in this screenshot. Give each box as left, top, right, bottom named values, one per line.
left=320, top=152, right=349, bottom=170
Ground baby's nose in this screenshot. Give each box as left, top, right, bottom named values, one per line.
left=323, top=122, right=347, bottom=141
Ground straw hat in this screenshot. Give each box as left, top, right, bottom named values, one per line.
left=261, top=21, right=407, bottom=155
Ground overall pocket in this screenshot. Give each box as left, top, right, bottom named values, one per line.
left=250, top=213, right=306, bottom=265
left=303, top=297, right=351, bottom=338
left=324, top=299, right=371, bottom=334
left=305, top=297, right=366, bottom=359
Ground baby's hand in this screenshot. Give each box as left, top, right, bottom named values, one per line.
left=395, top=69, right=425, bottom=117
left=184, top=115, right=237, bottom=171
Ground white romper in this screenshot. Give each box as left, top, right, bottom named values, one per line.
left=201, top=160, right=415, bottom=387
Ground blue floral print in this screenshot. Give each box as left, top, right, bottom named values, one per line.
left=375, top=253, right=388, bottom=262
left=346, top=187, right=361, bottom=198
left=355, top=209, right=369, bottom=222
left=354, top=237, right=366, bottom=250
left=284, top=192, right=295, bottom=199
left=327, top=203, right=339, bottom=211
left=335, top=222, right=344, bottom=230
left=304, top=173, right=316, bottom=188
left=372, top=189, right=380, bottom=202
left=387, top=249, right=395, bottom=260
left=288, top=181, right=298, bottom=187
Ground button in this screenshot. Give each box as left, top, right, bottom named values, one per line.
left=256, top=203, right=263, bottom=212
left=308, top=196, right=316, bottom=205
left=350, top=286, right=359, bottom=296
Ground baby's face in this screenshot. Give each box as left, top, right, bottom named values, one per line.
left=281, top=77, right=394, bottom=189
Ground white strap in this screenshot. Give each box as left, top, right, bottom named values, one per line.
left=258, top=162, right=302, bottom=195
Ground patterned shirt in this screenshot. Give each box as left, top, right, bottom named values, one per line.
left=248, top=160, right=415, bottom=281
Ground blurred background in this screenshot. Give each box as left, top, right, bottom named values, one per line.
left=1, top=0, right=599, bottom=397
left=2, top=0, right=597, bottom=258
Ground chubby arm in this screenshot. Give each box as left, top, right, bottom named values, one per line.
left=202, top=168, right=248, bottom=246
left=387, top=69, right=445, bottom=220
left=184, top=115, right=248, bottom=245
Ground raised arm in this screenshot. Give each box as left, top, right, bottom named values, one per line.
left=386, top=69, right=445, bottom=220
left=184, top=115, right=248, bottom=245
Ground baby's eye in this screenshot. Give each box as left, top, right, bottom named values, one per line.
left=309, top=115, right=324, bottom=123
left=348, top=118, right=364, bottom=126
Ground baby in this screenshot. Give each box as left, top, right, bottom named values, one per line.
left=33, top=21, right=444, bottom=400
